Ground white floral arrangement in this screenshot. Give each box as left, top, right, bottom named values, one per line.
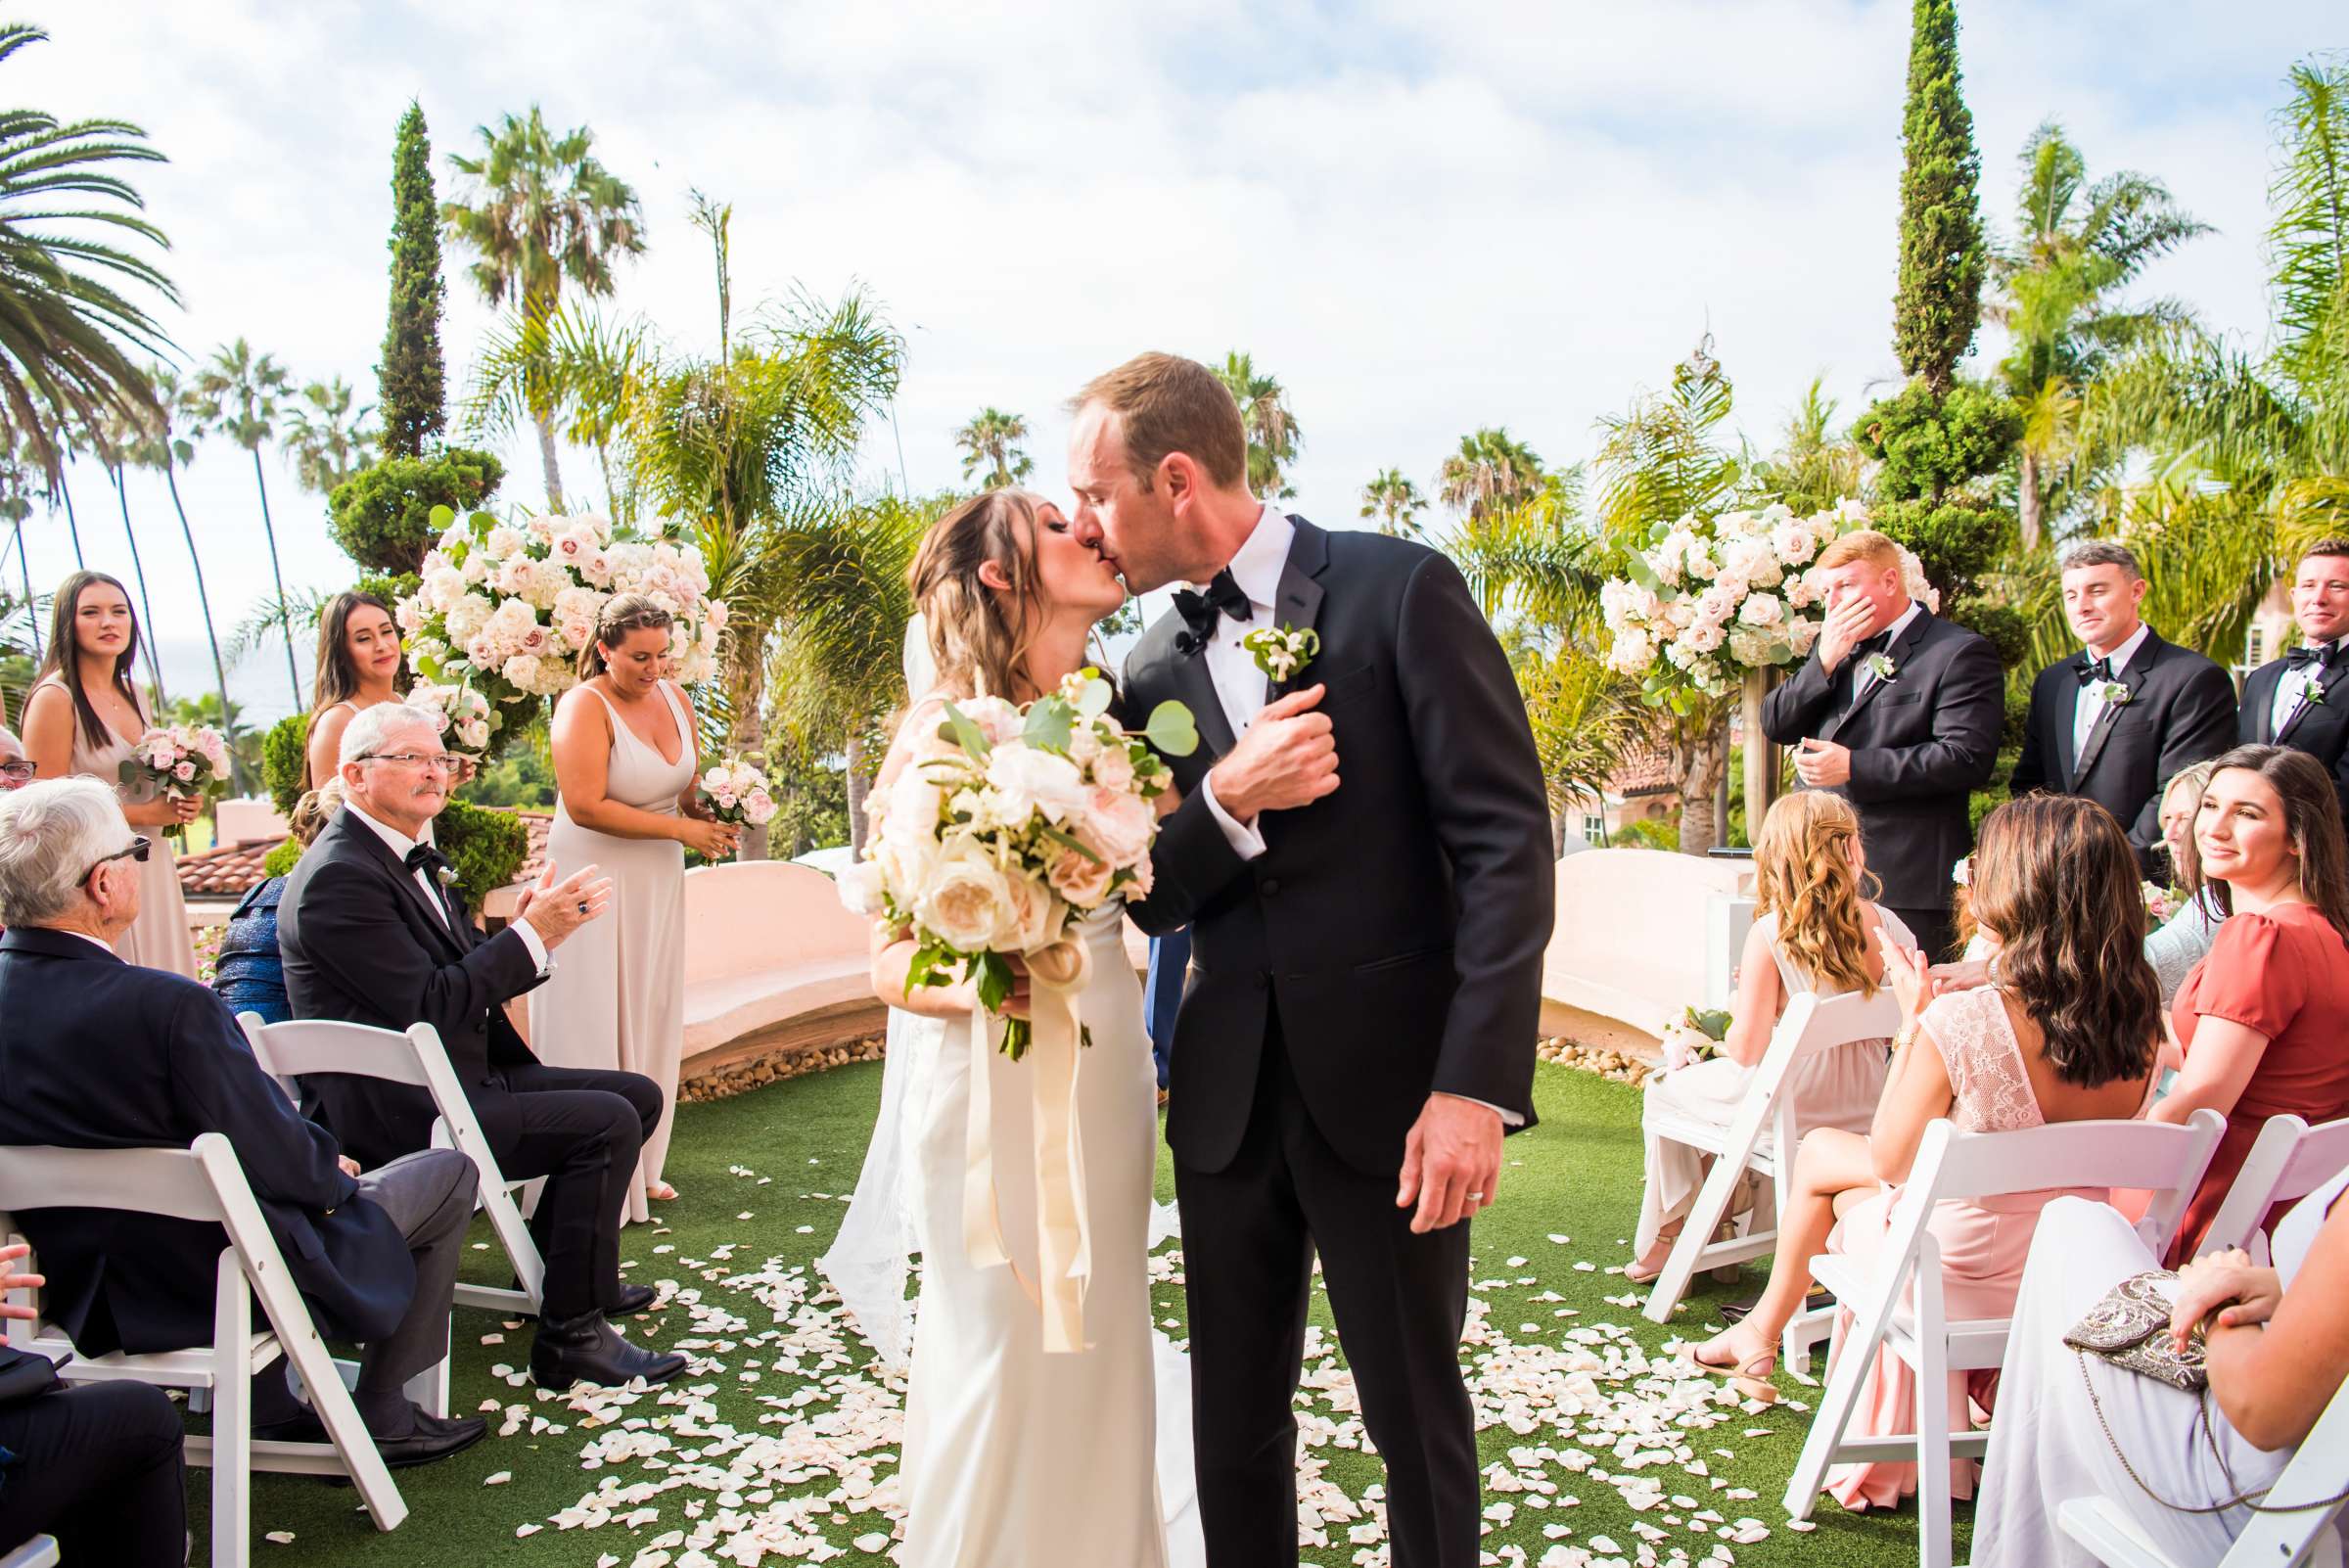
left=1659, top=1005, right=1732, bottom=1073
left=840, top=670, right=1198, bottom=1060
left=396, top=504, right=726, bottom=747
left=1599, top=499, right=1939, bottom=700
left=407, top=679, right=493, bottom=759
left=121, top=722, right=231, bottom=843
left=700, top=756, right=777, bottom=829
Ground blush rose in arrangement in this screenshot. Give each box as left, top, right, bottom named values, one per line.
left=120, top=723, right=231, bottom=843
left=699, top=756, right=777, bottom=830
left=407, top=679, right=493, bottom=759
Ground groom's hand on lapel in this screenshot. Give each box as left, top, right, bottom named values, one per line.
left=1397, top=1094, right=1502, bottom=1233
left=1206, top=684, right=1338, bottom=823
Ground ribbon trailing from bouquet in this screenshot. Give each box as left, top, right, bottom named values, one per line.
left=961, top=935, right=1096, bottom=1354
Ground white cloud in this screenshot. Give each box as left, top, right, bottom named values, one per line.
left=9, top=0, right=2330, bottom=725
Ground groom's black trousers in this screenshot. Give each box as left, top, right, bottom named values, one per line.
left=1175, top=1018, right=1479, bottom=1568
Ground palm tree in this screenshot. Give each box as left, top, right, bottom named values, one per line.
left=282, top=376, right=378, bottom=495
left=1985, top=121, right=2210, bottom=549
left=1744, top=378, right=1865, bottom=513
left=0, top=448, right=33, bottom=660
left=442, top=106, right=646, bottom=512
left=87, top=407, right=166, bottom=701
left=953, top=407, right=1032, bottom=490
left=1213, top=351, right=1302, bottom=497
left=0, top=24, right=178, bottom=484
left=1515, top=641, right=1644, bottom=855
left=130, top=362, right=238, bottom=786
left=1437, top=427, right=1545, bottom=520
left=462, top=302, right=646, bottom=519
left=1359, top=467, right=1426, bottom=537
left=189, top=339, right=300, bottom=709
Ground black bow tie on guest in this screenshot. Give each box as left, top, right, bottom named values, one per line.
left=2076, top=655, right=2114, bottom=685
left=2286, top=642, right=2336, bottom=671
left=403, top=843, right=452, bottom=882
left=1172, top=569, right=1254, bottom=656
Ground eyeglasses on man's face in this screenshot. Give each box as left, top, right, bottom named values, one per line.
left=0, top=760, right=33, bottom=784
left=85, top=835, right=152, bottom=881
left=357, top=752, right=462, bottom=774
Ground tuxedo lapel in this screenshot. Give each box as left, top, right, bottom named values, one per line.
left=1824, top=609, right=1931, bottom=743
left=2277, top=655, right=2349, bottom=745
left=1166, top=635, right=1239, bottom=762
left=2052, top=668, right=2081, bottom=785
left=2070, top=642, right=2151, bottom=788
left=335, top=815, right=467, bottom=956
left=1267, top=517, right=1329, bottom=703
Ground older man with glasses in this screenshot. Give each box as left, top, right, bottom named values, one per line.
left=278, top=702, right=684, bottom=1389
left=0, top=776, right=490, bottom=1493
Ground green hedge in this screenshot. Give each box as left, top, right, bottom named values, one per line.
left=328, top=448, right=503, bottom=575
left=262, top=715, right=308, bottom=816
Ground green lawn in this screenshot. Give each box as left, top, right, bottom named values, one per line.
left=195, top=1060, right=1954, bottom=1566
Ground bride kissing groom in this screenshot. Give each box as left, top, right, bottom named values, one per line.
left=852, top=350, right=1553, bottom=1568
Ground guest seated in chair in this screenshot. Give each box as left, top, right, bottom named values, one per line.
left=0, top=778, right=487, bottom=1466
left=277, top=702, right=685, bottom=1389
left=211, top=781, right=344, bottom=1025
left=1970, top=1169, right=2349, bottom=1564
left=1687, top=795, right=2163, bottom=1512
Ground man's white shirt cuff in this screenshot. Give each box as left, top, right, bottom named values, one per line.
left=512, top=917, right=553, bottom=977
left=1200, top=772, right=1267, bottom=861
left=1435, top=1091, right=1525, bottom=1128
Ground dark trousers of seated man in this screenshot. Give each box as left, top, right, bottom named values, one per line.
left=253, top=1146, right=478, bottom=1438
left=494, top=1063, right=663, bottom=1321
left=0, top=1379, right=185, bottom=1566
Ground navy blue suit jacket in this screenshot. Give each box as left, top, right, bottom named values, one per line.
left=0, top=927, right=414, bottom=1355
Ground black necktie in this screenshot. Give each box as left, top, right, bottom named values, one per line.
left=2076, top=655, right=2114, bottom=685
left=2286, top=643, right=2335, bottom=671
left=1172, top=569, right=1254, bottom=657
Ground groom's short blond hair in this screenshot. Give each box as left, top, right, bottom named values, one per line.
left=1816, top=529, right=1901, bottom=573
left=1073, top=353, right=1248, bottom=492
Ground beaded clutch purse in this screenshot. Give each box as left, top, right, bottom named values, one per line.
left=2062, top=1269, right=2208, bottom=1394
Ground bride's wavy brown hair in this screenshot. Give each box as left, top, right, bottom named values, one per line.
left=906, top=488, right=1053, bottom=703
left=1969, top=794, right=2161, bottom=1088
left=1752, top=791, right=1879, bottom=997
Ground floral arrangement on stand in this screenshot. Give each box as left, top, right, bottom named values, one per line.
left=407, top=679, right=493, bottom=760
left=121, top=723, right=231, bottom=843
left=1659, top=1005, right=1732, bottom=1073
left=396, top=504, right=726, bottom=749
left=1599, top=499, right=1938, bottom=701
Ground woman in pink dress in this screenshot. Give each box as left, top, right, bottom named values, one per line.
left=1686, top=794, right=2163, bottom=1512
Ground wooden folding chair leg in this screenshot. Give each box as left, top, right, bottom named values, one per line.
left=210, top=1250, right=252, bottom=1568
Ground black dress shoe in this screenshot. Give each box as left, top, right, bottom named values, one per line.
left=530, top=1311, right=688, bottom=1389
left=609, top=1281, right=659, bottom=1316
left=373, top=1411, right=488, bottom=1469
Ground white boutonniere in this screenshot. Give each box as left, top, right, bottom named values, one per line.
left=1863, top=651, right=1897, bottom=682
left=436, top=864, right=459, bottom=889
left=2096, top=680, right=2131, bottom=707
left=1241, top=623, right=1319, bottom=682
left=2307, top=681, right=2329, bottom=710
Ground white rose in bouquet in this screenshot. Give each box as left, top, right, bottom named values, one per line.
left=917, top=840, right=1024, bottom=954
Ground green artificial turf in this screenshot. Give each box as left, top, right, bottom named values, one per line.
left=190, top=1061, right=1958, bottom=1566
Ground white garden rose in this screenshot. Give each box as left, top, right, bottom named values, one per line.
left=1089, top=742, right=1135, bottom=793
left=462, top=551, right=492, bottom=584
left=500, top=654, right=547, bottom=693
left=1082, top=785, right=1158, bottom=868
left=838, top=857, right=886, bottom=916
left=1737, top=592, right=1784, bottom=628
left=985, top=744, right=1087, bottom=824
left=914, top=839, right=1022, bottom=952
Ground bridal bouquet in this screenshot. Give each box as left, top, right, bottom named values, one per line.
left=397, top=505, right=727, bottom=749
left=120, top=723, right=231, bottom=843
left=1600, top=500, right=1939, bottom=700
left=699, top=756, right=777, bottom=828
left=407, top=679, right=493, bottom=760
left=841, top=669, right=1198, bottom=1059
left=1659, top=1005, right=1732, bottom=1072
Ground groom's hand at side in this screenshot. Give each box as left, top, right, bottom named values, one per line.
left=1207, top=684, right=1339, bottom=824
left=1397, top=1093, right=1503, bottom=1233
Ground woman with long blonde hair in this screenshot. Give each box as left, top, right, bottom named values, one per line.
left=1628, top=790, right=1917, bottom=1280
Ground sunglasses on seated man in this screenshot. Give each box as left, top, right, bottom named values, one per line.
left=86, top=835, right=152, bottom=881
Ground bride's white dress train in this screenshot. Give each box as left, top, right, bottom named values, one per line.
left=823, top=904, right=1202, bottom=1568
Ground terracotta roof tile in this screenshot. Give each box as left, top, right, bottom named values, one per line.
left=177, top=807, right=554, bottom=900
left=1611, top=743, right=1677, bottom=798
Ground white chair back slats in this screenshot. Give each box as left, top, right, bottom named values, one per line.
left=2201, top=1114, right=2349, bottom=1266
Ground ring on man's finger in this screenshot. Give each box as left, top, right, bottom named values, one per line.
left=576, top=901, right=589, bottom=915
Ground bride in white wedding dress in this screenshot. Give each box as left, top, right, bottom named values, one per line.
left=822, top=490, right=1202, bottom=1568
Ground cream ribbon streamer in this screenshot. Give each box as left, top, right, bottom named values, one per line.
left=960, top=936, right=1096, bottom=1354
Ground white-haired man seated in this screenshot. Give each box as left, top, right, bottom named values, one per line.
left=277, top=702, right=684, bottom=1388
left=0, top=777, right=487, bottom=1467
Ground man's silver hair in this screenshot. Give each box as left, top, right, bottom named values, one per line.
left=339, top=702, right=443, bottom=767
left=2057, top=538, right=2142, bottom=580
left=0, top=723, right=21, bottom=754
left=0, top=776, right=130, bottom=927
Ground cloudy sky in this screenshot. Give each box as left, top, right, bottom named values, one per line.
left=18, top=0, right=2339, bottom=724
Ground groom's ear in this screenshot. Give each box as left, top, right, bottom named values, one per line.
left=1160, top=452, right=1196, bottom=509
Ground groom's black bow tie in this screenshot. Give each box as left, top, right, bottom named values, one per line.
left=1172, top=569, right=1253, bottom=656
left=2287, top=642, right=2337, bottom=671
left=2075, top=655, right=2115, bottom=685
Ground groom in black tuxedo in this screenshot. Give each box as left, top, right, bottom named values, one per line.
left=1761, top=529, right=2002, bottom=961
left=2237, top=538, right=2349, bottom=829
left=1071, top=353, right=1553, bottom=1568
left=2009, top=539, right=2235, bottom=877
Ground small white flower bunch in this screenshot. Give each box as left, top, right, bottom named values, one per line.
left=2096, top=680, right=2131, bottom=707
left=1239, top=623, right=1319, bottom=684
left=1864, top=651, right=1899, bottom=683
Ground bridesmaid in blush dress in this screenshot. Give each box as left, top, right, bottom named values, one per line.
left=530, top=594, right=735, bottom=1222
left=19, top=572, right=200, bottom=976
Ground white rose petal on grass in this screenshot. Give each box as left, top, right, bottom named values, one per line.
left=853, top=1533, right=892, bottom=1552
left=483, top=1468, right=513, bottom=1486
left=264, top=1532, right=295, bottom=1545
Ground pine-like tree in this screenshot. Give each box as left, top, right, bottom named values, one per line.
left=1892, top=0, right=1986, bottom=394
left=379, top=101, right=446, bottom=458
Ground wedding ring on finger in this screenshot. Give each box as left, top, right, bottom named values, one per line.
left=576, top=900, right=590, bottom=915
left=1467, top=1191, right=1485, bottom=1202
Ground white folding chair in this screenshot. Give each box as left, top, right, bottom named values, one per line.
left=2199, top=1114, right=2349, bottom=1266
left=0, top=1537, right=59, bottom=1568
left=1641, top=989, right=1904, bottom=1374
left=1781, top=1109, right=2229, bottom=1568
left=237, top=1014, right=545, bottom=1328
left=2057, top=1373, right=2349, bottom=1568
left=0, top=1135, right=408, bottom=1568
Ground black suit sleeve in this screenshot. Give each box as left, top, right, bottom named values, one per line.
left=294, top=856, right=541, bottom=1046
left=2236, top=668, right=2272, bottom=744
left=2010, top=670, right=2053, bottom=796
left=1396, top=552, right=1553, bottom=1112
left=168, top=987, right=355, bottom=1213
left=1762, top=652, right=1838, bottom=743
left=1844, top=634, right=2004, bottom=801
left=2130, top=662, right=2239, bottom=853
left=1126, top=785, right=1252, bottom=937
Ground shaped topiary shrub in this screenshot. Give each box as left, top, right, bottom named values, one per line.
left=327, top=448, right=504, bottom=575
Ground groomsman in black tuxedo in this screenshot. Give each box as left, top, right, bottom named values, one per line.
left=2009, top=540, right=2235, bottom=876
left=2238, top=538, right=2349, bottom=828
left=1761, top=529, right=2003, bottom=961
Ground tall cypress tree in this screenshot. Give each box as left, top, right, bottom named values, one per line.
left=379, top=101, right=446, bottom=458
left=1892, top=0, right=1985, bottom=395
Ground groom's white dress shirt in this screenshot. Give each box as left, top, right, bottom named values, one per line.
left=1187, top=503, right=1519, bottom=1128
left=2072, top=622, right=2151, bottom=758
left=345, top=801, right=551, bottom=975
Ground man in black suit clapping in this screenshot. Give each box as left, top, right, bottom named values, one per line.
left=2238, top=538, right=2349, bottom=831
left=1762, top=528, right=2003, bottom=961
left=2009, top=539, right=2235, bottom=876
